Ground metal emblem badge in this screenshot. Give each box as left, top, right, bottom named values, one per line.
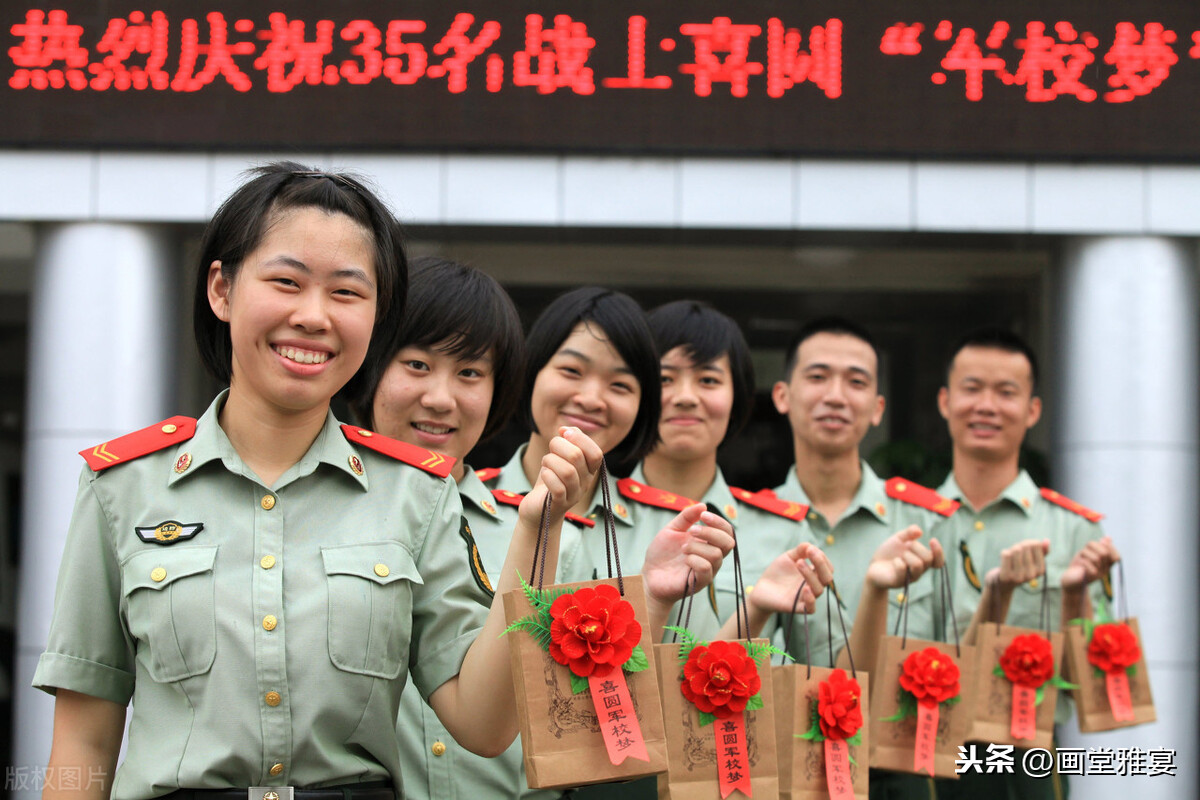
left=250, top=788, right=292, bottom=800
left=135, top=520, right=203, bottom=545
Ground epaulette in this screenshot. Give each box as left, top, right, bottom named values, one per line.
left=617, top=478, right=695, bottom=513
left=728, top=486, right=808, bottom=522
left=340, top=425, right=454, bottom=479
left=475, top=467, right=501, bottom=483
left=1040, top=488, right=1104, bottom=523
left=885, top=477, right=960, bottom=517
left=80, top=416, right=196, bottom=471
left=489, top=488, right=596, bottom=529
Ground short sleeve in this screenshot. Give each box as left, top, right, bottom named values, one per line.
left=32, top=468, right=136, bottom=705
left=408, top=479, right=489, bottom=700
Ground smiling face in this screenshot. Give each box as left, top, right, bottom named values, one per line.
left=654, top=346, right=734, bottom=462
left=772, top=332, right=885, bottom=459
left=529, top=321, right=641, bottom=455
left=371, top=341, right=494, bottom=480
left=938, top=345, right=1041, bottom=464
left=207, top=206, right=377, bottom=417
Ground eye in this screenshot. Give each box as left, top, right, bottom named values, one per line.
left=612, top=380, right=636, bottom=394
left=699, top=375, right=723, bottom=387
left=558, top=365, right=582, bottom=378
left=272, top=277, right=300, bottom=289
left=460, top=367, right=485, bottom=379
left=333, top=287, right=366, bottom=298
left=404, top=359, right=430, bottom=372
left=660, top=374, right=673, bottom=386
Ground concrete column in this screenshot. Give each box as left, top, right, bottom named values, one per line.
left=12, top=224, right=175, bottom=796
left=1053, top=237, right=1199, bottom=796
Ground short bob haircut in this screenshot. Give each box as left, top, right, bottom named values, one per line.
left=351, top=256, right=525, bottom=440
left=648, top=300, right=755, bottom=440
left=945, top=327, right=1040, bottom=392
left=192, top=161, right=407, bottom=402
left=783, top=316, right=879, bottom=381
left=519, top=287, right=660, bottom=467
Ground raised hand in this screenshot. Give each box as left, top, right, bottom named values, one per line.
left=641, top=503, right=736, bottom=605
left=864, top=525, right=944, bottom=590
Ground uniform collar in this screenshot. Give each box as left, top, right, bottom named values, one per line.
left=493, top=445, right=534, bottom=494
left=937, top=469, right=1037, bottom=517
left=778, top=459, right=888, bottom=523
left=629, top=462, right=741, bottom=528
left=460, top=465, right=501, bottom=519
left=167, top=390, right=369, bottom=491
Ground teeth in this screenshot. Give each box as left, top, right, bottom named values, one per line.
left=414, top=422, right=452, bottom=435
left=276, top=346, right=329, bottom=365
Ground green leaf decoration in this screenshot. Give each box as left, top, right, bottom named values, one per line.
left=846, top=730, right=862, bottom=747
left=665, top=626, right=703, bottom=667
left=1050, top=675, right=1078, bottom=691
left=1125, top=664, right=1137, bottom=677
left=502, top=616, right=553, bottom=649
left=698, top=710, right=717, bottom=727
left=992, top=665, right=1005, bottom=679
left=943, top=694, right=962, bottom=708
left=848, top=752, right=858, bottom=767
left=1095, top=596, right=1113, bottom=624
left=742, top=639, right=789, bottom=665
left=745, top=693, right=764, bottom=712
left=570, top=672, right=590, bottom=695
left=1034, top=686, right=1045, bottom=707
left=624, top=645, right=649, bottom=674
left=1093, top=666, right=1105, bottom=679
left=882, top=692, right=918, bottom=722
left=797, top=714, right=822, bottom=741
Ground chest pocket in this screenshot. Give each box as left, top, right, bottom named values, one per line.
left=887, top=576, right=939, bottom=639
left=322, top=541, right=422, bottom=679
left=122, top=546, right=218, bottom=683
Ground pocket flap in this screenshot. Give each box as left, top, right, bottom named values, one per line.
left=123, top=546, right=218, bottom=594
left=321, top=541, right=422, bottom=586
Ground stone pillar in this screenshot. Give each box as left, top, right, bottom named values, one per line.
left=12, top=224, right=175, bottom=796
left=1053, top=236, right=1198, bottom=796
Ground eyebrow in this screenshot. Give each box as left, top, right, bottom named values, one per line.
left=266, top=256, right=376, bottom=290
left=803, top=362, right=873, bottom=378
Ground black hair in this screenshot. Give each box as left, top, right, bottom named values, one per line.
left=945, top=327, right=1040, bottom=391
left=351, top=256, right=525, bottom=440
left=192, top=161, right=407, bottom=402
left=783, top=316, right=879, bottom=380
left=519, top=287, right=660, bottom=467
left=647, top=300, right=755, bottom=440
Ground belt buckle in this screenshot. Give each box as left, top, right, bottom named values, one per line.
left=249, top=788, right=294, bottom=800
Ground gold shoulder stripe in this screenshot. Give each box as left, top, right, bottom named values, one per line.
left=960, top=540, right=982, bottom=592
left=459, top=516, right=493, bottom=598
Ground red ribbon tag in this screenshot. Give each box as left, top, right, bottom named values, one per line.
left=914, top=701, right=938, bottom=776
left=714, top=712, right=753, bottom=799
left=1105, top=671, right=1135, bottom=722
left=824, top=739, right=855, bottom=800
left=1010, top=684, right=1038, bottom=740
left=587, top=670, right=650, bottom=765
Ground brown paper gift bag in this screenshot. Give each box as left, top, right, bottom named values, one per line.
left=656, top=640, right=779, bottom=800
left=503, top=574, right=669, bottom=789
left=1064, top=616, right=1156, bottom=732
left=968, top=625, right=1064, bottom=749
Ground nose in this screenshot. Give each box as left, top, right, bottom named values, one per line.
left=669, top=374, right=699, bottom=408
left=823, top=376, right=848, bottom=406
left=290, top=288, right=330, bottom=333
left=574, top=376, right=606, bottom=412
left=421, top=372, right=454, bottom=413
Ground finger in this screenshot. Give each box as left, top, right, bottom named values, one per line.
left=806, top=548, right=835, bottom=585
left=684, top=554, right=716, bottom=585
left=690, top=525, right=736, bottom=555
left=558, top=426, right=604, bottom=471
left=794, top=561, right=826, bottom=596
left=545, top=435, right=588, bottom=479
left=929, top=539, right=946, bottom=568
left=895, top=524, right=923, bottom=543
left=667, top=504, right=708, bottom=532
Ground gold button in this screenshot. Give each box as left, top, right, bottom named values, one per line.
left=745, top=584, right=754, bottom=594
left=161, top=423, right=177, bottom=434
left=894, top=481, right=907, bottom=492
left=974, top=520, right=985, bottom=531
left=724, top=504, right=737, bottom=520
left=431, top=741, right=447, bottom=757
left=269, top=763, right=284, bottom=777
left=1021, top=497, right=1032, bottom=508
left=265, top=691, right=282, bottom=707
left=896, top=592, right=906, bottom=604
left=875, top=503, right=886, bottom=516
left=374, top=563, right=390, bottom=578
left=262, top=615, right=278, bottom=631
left=825, top=534, right=835, bottom=546
left=357, top=429, right=373, bottom=437
left=808, top=511, right=818, bottom=521
left=1029, top=578, right=1040, bottom=589
left=150, top=567, right=166, bottom=582
left=260, top=555, right=276, bottom=570
left=261, top=495, right=276, bottom=510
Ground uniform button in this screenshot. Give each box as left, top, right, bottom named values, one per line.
left=875, top=503, right=887, bottom=516
left=974, top=520, right=985, bottom=531
left=374, top=563, right=390, bottom=578
left=896, top=592, right=906, bottom=604
left=150, top=567, right=166, bottom=582
left=808, top=512, right=818, bottom=521
left=260, top=555, right=276, bottom=570
left=745, top=584, right=754, bottom=594
left=269, top=763, right=284, bottom=777
left=161, top=423, right=178, bottom=434
left=1029, top=578, right=1040, bottom=589
left=825, top=534, right=835, bottom=546
left=261, top=495, right=276, bottom=510
left=262, top=615, right=278, bottom=631
left=431, top=741, right=447, bottom=757
left=264, top=691, right=282, bottom=707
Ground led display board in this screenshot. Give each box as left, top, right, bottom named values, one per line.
left=4, top=1, right=1199, bottom=158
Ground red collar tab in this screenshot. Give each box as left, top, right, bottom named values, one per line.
left=729, top=486, right=809, bottom=522
left=80, top=416, right=197, bottom=472
left=474, top=467, right=501, bottom=483
left=1040, top=488, right=1104, bottom=522
left=340, top=425, right=455, bottom=478
left=617, top=477, right=695, bottom=512
left=489, top=488, right=596, bottom=528
left=885, top=477, right=960, bottom=517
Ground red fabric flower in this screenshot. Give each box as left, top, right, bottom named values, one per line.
left=999, top=634, right=1055, bottom=689
left=817, top=668, right=864, bottom=740
left=898, top=647, right=961, bottom=707
left=548, top=584, right=641, bottom=678
left=681, top=640, right=762, bottom=719
left=1087, top=622, right=1141, bottom=674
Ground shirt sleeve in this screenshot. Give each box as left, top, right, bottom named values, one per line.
left=408, top=477, right=490, bottom=700
left=32, top=468, right=136, bottom=705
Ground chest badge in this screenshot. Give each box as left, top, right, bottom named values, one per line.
left=136, top=520, right=204, bottom=545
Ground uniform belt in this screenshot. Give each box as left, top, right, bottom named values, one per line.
left=161, top=781, right=393, bottom=800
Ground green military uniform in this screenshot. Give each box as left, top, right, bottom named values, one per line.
left=396, top=466, right=562, bottom=800
left=33, top=392, right=489, bottom=800
left=932, top=470, right=1109, bottom=800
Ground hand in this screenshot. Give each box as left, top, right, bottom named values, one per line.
left=641, top=504, right=735, bottom=605
left=864, top=525, right=944, bottom=590
left=985, top=539, right=1049, bottom=590
left=518, top=427, right=603, bottom=528
left=1061, top=536, right=1120, bottom=591
left=745, top=543, right=834, bottom=615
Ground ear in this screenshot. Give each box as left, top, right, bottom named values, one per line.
left=1027, top=395, right=1043, bottom=429
left=207, top=261, right=232, bottom=322
left=870, top=393, right=886, bottom=427
left=771, top=381, right=789, bottom=415
left=937, top=386, right=950, bottom=421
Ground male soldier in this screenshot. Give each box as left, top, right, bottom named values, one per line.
left=934, top=328, right=1118, bottom=800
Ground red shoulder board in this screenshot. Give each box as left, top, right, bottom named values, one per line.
left=80, top=416, right=196, bottom=472
left=885, top=477, right=960, bottom=517
left=617, top=478, right=694, bottom=513
left=1040, top=488, right=1104, bottom=523
left=475, top=467, right=501, bottom=483
left=490, top=489, right=596, bottom=529
left=729, top=486, right=809, bottom=522
left=340, top=425, right=455, bottom=478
